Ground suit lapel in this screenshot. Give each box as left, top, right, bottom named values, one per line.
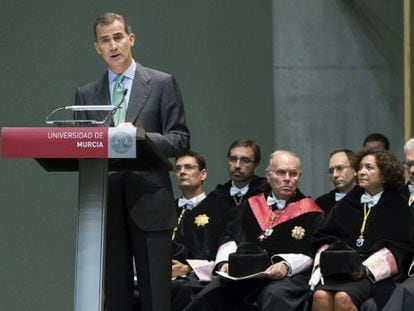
left=126, top=63, right=151, bottom=123
left=93, top=74, right=111, bottom=122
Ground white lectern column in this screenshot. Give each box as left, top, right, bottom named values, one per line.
left=74, top=159, right=108, bottom=311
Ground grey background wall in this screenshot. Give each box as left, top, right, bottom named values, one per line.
left=273, top=0, right=405, bottom=197
left=0, top=1, right=407, bottom=310
left=0, top=1, right=272, bottom=310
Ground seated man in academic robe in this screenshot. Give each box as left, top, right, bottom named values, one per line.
left=315, top=149, right=356, bottom=214
left=184, top=150, right=324, bottom=311
left=171, top=150, right=238, bottom=310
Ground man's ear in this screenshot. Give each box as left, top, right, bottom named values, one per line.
left=201, top=169, right=207, bottom=181
left=94, top=41, right=101, bottom=55
left=265, top=169, right=271, bottom=183
left=129, top=32, right=136, bottom=47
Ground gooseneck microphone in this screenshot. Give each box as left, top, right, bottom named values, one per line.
left=112, top=89, right=129, bottom=114
left=45, top=90, right=129, bottom=126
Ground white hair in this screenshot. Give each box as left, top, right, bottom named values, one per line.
left=267, top=150, right=301, bottom=170
left=404, top=138, right=414, bottom=153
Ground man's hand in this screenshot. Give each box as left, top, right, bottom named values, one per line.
left=219, top=263, right=229, bottom=273
left=116, top=122, right=135, bottom=128
left=264, top=262, right=288, bottom=280
left=351, top=266, right=369, bottom=280
left=172, top=259, right=191, bottom=278
left=309, top=267, right=323, bottom=291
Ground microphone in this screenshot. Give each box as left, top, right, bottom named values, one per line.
left=45, top=90, right=129, bottom=126
left=45, top=105, right=114, bottom=126
left=112, top=89, right=129, bottom=114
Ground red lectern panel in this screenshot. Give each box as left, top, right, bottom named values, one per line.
left=1, top=126, right=171, bottom=311
left=1, top=127, right=172, bottom=172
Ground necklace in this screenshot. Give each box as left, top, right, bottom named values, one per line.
left=172, top=208, right=187, bottom=240
left=233, top=195, right=244, bottom=206
left=258, top=207, right=281, bottom=241
left=356, top=203, right=372, bottom=247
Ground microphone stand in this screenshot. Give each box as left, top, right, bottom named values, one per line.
left=44, top=89, right=128, bottom=127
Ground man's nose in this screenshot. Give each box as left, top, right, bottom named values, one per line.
left=233, top=160, right=242, bottom=167
left=109, top=40, right=117, bottom=50
left=282, top=172, right=291, bottom=179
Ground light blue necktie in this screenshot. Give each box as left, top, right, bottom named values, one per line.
left=112, top=75, right=126, bottom=126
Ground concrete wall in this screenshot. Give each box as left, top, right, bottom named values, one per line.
left=272, top=0, right=404, bottom=197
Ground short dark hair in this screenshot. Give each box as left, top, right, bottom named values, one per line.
left=227, top=139, right=261, bottom=163
left=353, top=148, right=404, bottom=189
left=94, top=12, right=132, bottom=41
left=363, top=133, right=390, bottom=150
left=176, top=150, right=207, bottom=170
left=329, top=149, right=355, bottom=164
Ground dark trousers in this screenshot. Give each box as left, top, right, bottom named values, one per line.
left=104, top=211, right=172, bottom=311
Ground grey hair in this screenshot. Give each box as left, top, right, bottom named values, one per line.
left=267, top=150, right=301, bottom=170
left=404, top=138, right=414, bottom=153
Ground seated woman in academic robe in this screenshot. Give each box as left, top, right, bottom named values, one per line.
left=310, top=148, right=414, bottom=310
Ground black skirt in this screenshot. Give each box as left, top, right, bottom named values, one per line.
left=316, top=276, right=371, bottom=307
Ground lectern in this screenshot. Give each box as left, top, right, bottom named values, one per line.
left=1, top=127, right=172, bottom=311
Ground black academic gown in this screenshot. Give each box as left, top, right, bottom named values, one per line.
left=171, top=189, right=248, bottom=311
left=185, top=188, right=324, bottom=311
left=210, top=175, right=268, bottom=209
left=381, top=183, right=414, bottom=311
left=237, top=190, right=323, bottom=261
left=315, top=189, right=338, bottom=214
left=312, top=186, right=414, bottom=308
left=173, top=194, right=239, bottom=261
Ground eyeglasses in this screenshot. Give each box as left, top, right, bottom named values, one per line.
left=327, top=165, right=350, bottom=175
left=174, top=164, right=200, bottom=173
left=228, top=156, right=256, bottom=165
left=267, top=168, right=300, bottom=178
left=403, top=161, right=414, bottom=169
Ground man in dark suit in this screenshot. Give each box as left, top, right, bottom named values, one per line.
left=74, top=12, right=190, bottom=311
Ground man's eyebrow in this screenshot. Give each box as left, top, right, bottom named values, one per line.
left=98, top=32, right=123, bottom=41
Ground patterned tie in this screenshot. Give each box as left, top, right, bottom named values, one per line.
left=112, top=75, right=126, bottom=126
